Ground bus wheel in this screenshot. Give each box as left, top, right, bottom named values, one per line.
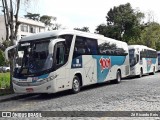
left=151, top=67, right=155, bottom=75
left=116, top=70, right=121, bottom=83
left=138, top=68, right=143, bottom=78
left=72, top=76, right=80, bottom=94
left=111, top=70, right=121, bottom=84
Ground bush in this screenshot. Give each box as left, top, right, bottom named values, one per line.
left=0, top=50, right=5, bottom=66
left=0, top=72, right=10, bottom=89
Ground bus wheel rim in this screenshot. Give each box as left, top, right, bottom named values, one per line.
left=73, top=79, right=79, bottom=91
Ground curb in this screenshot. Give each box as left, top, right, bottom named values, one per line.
left=0, top=93, right=30, bottom=102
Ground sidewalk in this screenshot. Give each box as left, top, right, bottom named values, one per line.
left=0, top=91, right=36, bottom=102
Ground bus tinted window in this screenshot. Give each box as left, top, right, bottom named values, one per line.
left=59, top=34, right=73, bottom=53
left=73, top=36, right=98, bottom=57
left=56, top=46, right=65, bottom=65
left=98, top=40, right=127, bottom=56
left=59, top=34, right=73, bottom=62
left=158, top=53, right=160, bottom=65
left=86, top=38, right=98, bottom=55
left=74, top=36, right=87, bottom=55
left=140, top=49, right=157, bottom=58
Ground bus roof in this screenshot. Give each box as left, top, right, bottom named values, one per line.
left=19, top=30, right=103, bottom=42
left=129, top=45, right=156, bottom=51
left=19, top=30, right=127, bottom=45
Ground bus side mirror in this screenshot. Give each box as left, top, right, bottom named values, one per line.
left=5, top=45, right=17, bottom=61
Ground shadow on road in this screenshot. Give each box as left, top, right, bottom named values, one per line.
left=123, top=74, right=151, bottom=80
left=17, top=80, right=129, bottom=101
left=0, top=81, right=117, bottom=102
left=1, top=73, right=153, bottom=102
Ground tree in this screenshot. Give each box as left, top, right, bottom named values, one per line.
left=95, top=24, right=121, bottom=39
left=24, top=13, right=62, bottom=30
left=0, top=0, right=33, bottom=92
left=140, top=22, right=160, bottom=50
left=24, top=12, right=40, bottom=21
left=40, top=15, right=62, bottom=30
left=96, top=3, right=144, bottom=42
left=74, top=27, right=90, bottom=32
left=40, top=15, right=56, bottom=26
left=0, top=50, right=5, bottom=66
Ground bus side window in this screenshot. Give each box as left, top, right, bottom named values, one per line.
left=58, top=35, right=73, bottom=55
left=86, top=38, right=98, bottom=55
left=136, top=54, right=139, bottom=62
left=73, top=36, right=87, bottom=57
left=56, top=45, right=65, bottom=65
left=140, top=51, right=143, bottom=60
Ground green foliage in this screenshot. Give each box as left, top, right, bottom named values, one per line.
left=140, top=22, right=160, bottom=50
left=0, top=72, right=10, bottom=89
left=96, top=3, right=144, bottom=42
left=2, top=39, right=11, bottom=48
left=40, top=15, right=56, bottom=26
left=0, top=50, right=5, bottom=66
left=24, top=12, right=40, bottom=21
left=24, top=13, right=59, bottom=30
left=74, top=27, right=90, bottom=32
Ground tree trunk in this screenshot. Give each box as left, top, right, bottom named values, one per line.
left=1, top=0, right=25, bottom=93
left=2, top=0, right=9, bottom=40
left=14, top=0, right=21, bottom=39
left=9, top=0, right=14, bottom=93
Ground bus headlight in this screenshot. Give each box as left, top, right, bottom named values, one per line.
left=43, top=74, right=58, bottom=82
left=12, top=74, right=58, bottom=86
left=12, top=79, right=18, bottom=84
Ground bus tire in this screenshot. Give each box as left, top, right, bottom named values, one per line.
left=72, top=76, right=80, bottom=94
left=111, top=70, right=121, bottom=84
left=138, top=68, right=143, bottom=78
left=151, top=67, right=155, bottom=75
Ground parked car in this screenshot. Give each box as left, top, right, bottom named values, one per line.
left=0, top=66, right=10, bottom=72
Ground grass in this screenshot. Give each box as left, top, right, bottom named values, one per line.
left=0, top=72, right=10, bottom=89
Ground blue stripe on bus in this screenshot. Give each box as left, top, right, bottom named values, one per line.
left=71, top=56, right=83, bottom=68
left=38, top=74, right=49, bottom=79
left=92, top=55, right=126, bottom=83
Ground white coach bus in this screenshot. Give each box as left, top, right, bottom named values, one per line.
left=157, top=51, right=160, bottom=71
left=129, top=45, right=158, bottom=77
left=5, top=30, right=130, bottom=94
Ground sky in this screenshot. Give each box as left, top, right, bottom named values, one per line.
left=19, top=0, right=160, bottom=32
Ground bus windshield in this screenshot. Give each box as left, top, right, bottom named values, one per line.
left=129, top=49, right=138, bottom=67
left=15, top=40, right=53, bottom=76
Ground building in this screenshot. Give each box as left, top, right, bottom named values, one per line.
left=0, top=15, right=45, bottom=43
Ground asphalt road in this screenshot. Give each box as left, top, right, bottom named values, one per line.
left=0, top=73, right=160, bottom=120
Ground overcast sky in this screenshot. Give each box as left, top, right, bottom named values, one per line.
left=22, top=0, right=160, bottom=32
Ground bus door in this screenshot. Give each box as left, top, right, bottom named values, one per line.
left=54, top=41, right=67, bottom=91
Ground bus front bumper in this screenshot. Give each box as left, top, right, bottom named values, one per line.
left=13, top=80, right=57, bottom=93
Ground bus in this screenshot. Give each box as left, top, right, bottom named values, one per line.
left=157, top=51, right=160, bottom=71
left=5, top=30, right=130, bottom=94
left=129, top=45, right=158, bottom=77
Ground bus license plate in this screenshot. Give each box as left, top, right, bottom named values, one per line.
left=26, top=88, right=34, bottom=93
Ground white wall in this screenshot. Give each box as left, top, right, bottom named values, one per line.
left=0, top=16, right=6, bottom=43
left=0, top=15, right=45, bottom=42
